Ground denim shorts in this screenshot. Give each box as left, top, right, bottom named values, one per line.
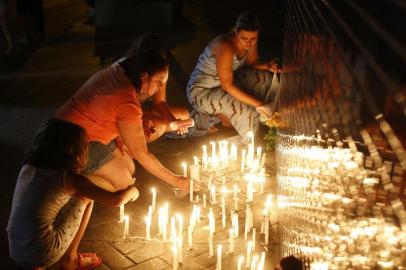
left=81, top=140, right=116, bottom=175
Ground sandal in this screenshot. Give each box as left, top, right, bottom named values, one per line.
left=77, top=252, right=102, bottom=270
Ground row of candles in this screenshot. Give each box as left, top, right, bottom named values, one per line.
left=118, top=133, right=277, bottom=269
left=276, top=132, right=406, bottom=269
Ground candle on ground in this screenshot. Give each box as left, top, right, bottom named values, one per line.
left=123, top=215, right=129, bottom=238
left=229, top=228, right=234, bottom=253
left=216, top=245, right=222, bottom=270
left=246, top=241, right=252, bottom=267
left=188, top=225, right=193, bottom=250
left=233, top=185, right=239, bottom=210
left=177, top=214, right=183, bottom=239
left=250, top=255, right=258, bottom=270
left=171, top=216, right=177, bottom=242
left=172, top=245, right=178, bottom=270
left=221, top=188, right=226, bottom=228
left=259, top=252, right=266, bottom=270
left=177, top=237, right=183, bottom=264
left=209, top=233, right=214, bottom=257
left=193, top=156, right=199, bottom=165
left=264, top=215, right=269, bottom=245
left=252, top=228, right=256, bottom=251
left=182, top=162, right=187, bottom=177
left=238, top=256, right=244, bottom=270
left=241, top=149, right=246, bottom=172
left=232, top=212, right=239, bottom=237
left=245, top=205, right=250, bottom=240
left=210, top=185, right=217, bottom=204
left=208, top=208, right=216, bottom=234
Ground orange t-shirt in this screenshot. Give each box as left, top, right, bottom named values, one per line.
left=56, top=64, right=142, bottom=145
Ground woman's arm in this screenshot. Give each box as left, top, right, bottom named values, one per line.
left=118, top=121, right=189, bottom=191
left=215, top=41, right=262, bottom=108
left=66, top=172, right=139, bottom=207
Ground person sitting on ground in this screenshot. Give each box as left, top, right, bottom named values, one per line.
left=56, top=34, right=194, bottom=193
left=186, top=10, right=281, bottom=143
left=276, top=255, right=303, bottom=270
left=7, top=119, right=139, bottom=270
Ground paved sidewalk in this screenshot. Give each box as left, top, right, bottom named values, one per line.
left=0, top=0, right=285, bottom=268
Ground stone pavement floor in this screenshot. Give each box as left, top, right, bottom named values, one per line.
left=0, top=0, right=285, bottom=268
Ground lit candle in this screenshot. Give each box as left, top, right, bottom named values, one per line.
left=229, top=228, right=234, bottom=253
left=238, top=256, right=244, bottom=270
left=259, top=252, right=266, bottom=270
left=256, top=147, right=262, bottom=161
left=195, top=194, right=200, bottom=203
left=232, top=212, right=239, bottom=237
left=241, top=149, right=246, bottom=172
left=196, top=206, right=201, bottom=223
left=231, top=143, right=238, bottom=161
left=177, top=237, right=183, bottom=264
left=190, top=176, right=194, bottom=202
left=216, top=245, right=222, bottom=270
left=203, top=194, right=207, bottom=208
left=193, top=156, right=199, bottom=165
left=246, top=241, right=252, bottom=267
left=119, top=204, right=125, bottom=222
left=208, top=208, right=216, bottom=234
left=123, top=215, right=129, bottom=238
left=158, top=207, right=163, bottom=235
left=250, top=255, right=258, bottom=270
left=244, top=204, right=250, bottom=240
left=172, top=245, right=178, bottom=270
left=163, top=203, right=169, bottom=241
left=182, top=162, right=187, bottom=177
left=210, top=185, right=217, bottom=204
left=209, top=233, right=214, bottom=257
left=208, top=174, right=212, bottom=189
left=260, top=153, right=266, bottom=168
left=151, top=188, right=156, bottom=212
left=188, top=225, right=193, bottom=250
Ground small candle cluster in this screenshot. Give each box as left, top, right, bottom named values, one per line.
left=117, top=131, right=275, bottom=269
left=276, top=132, right=406, bottom=269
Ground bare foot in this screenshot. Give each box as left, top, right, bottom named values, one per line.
left=60, top=252, right=101, bottom=270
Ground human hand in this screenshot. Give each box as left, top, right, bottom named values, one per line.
left=267, top=58, right=280, bottom=73
left=173, top=176, right=200, bottom=192
left=169, top=119, right=194, bottom=135
left=256, top=103, right=273, bottom=121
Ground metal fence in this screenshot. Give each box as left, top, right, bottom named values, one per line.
left=276, top=0, right=406, bottom=268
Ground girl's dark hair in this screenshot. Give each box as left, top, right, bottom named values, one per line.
left=280, top=256, right=303, bottom=270
left=24, top=118, right=88, bottom=171
left=234, top=11, right=261, bottom=32
left=120, top=33, right=169, bottom=91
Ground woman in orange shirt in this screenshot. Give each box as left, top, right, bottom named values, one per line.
left=56, top=39, right=190, bottom=193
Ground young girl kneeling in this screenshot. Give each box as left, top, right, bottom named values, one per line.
left=7, top=119, right=139, bottom=270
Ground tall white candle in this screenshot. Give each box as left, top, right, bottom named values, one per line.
left=177, top=237, right=183, bottom=264
left=221, top=189, right=226, bottom=228
left=246, top=241, right=252, bottom=267
left=119, top=204, right=125, bottom=222
left=208, top=208, right=216, bottom=234
left=151, top=188, right=156, bottom=212
left=233, top=185, right=239, bottom=210
left=244, top=205, right=250, bottom=240
left=158, top=207, right=163, bottom=235
left=229, top=228, right=234, bottom=253
left=238, top=256, right=244, bottom=270
left=172, top=245, right=178, bottom=270
left=216, top=245, right=222, bottom=270
left=259, top=252, right=266, bottom=270
left=256, top=147, right=262, bottom=161
left=193, top=156, right=199, bottom=165
left=209, top=233, right=214, bottom=257
left=145, top=216, right=151, bottom=240
left=195, top=194, right=200, bottom=203
left=210, top=141, right=216, bottom=161
left=246, top=182, right=254, bottom=202
left=241, top=149, right=246, bottom=172
left=232, top=212, right=239, bottom=237
left=171, top=216, right=177, bottom=242
left=210, top=185, right=217, bottom=204
left=190, top=177, right=194, bottom=202
left=177, top=215, right=183, bottom=240
left=250, top=255, right=258, bottom=270
left=182, top=162, right=187, bottom=177
left=203, top=194, right=207, bottom=208
left=248, top=131, right=254, bottom=148
left=123, top=215, right=129, bottom=238
left=203, top=145, right=208, bottom=170
left=188, top=225, right=193, bottom=250
left=260, top=153, right=266, bottom=168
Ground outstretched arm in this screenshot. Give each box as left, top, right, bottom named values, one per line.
left=118, top=121, right=189, bottom=191
left=65, top=172, right=139, bottom=207
left=215, top=41, right=262, bottom=108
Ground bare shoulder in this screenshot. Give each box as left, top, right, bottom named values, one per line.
left=212, top=34, right=234, bottom=57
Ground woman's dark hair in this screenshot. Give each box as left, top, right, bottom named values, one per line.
left=234, top=11, right=261, bottom=32
left=279, top=256, right=303, bottom=270
left=120, top=33, right=169, bottom=91
left=24, top=118, right=88, bottom=171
